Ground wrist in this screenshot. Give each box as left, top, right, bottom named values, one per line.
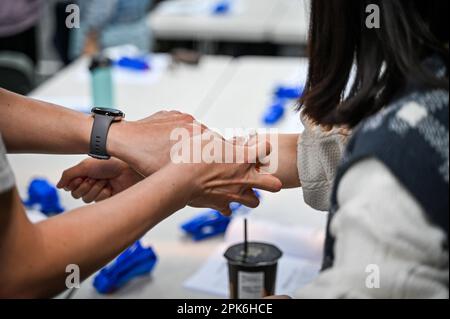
left=105, top=120, right=164, bottom=176
left=79, top=114, right=94, bottom=154
left=105, top=119, right=130, bottom=160
left=162, top=163, right=198, bottom=206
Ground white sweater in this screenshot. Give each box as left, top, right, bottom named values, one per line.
left=294, top=116, right=449, bottom=299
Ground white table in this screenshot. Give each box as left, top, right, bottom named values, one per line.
left=28, top=54, right=233, bottom=120
left=200, top=56, right=307, bottom=129
left=8, top=55, right=327, bottom=299
left=268, top=0, right=310, bottom=45
left=149, top=0, right=307, bottom=43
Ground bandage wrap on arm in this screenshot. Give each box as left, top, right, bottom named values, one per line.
left=296, top=113, right=350, bottom=211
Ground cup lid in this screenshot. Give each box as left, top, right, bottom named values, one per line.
left=89, top=55, right=113, bottom=71
left=224, top=242, right=282, bottom=266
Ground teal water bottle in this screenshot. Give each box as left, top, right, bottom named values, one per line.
left=89, top=55, right=115, bottom=108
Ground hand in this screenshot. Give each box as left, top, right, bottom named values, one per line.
left=57, top=158, right=142, bottom=203
left=108, top=111, right=205, bottom=176
left=179, top=134, right=282, bottom=216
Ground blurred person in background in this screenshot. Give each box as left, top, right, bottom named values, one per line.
left=0, top=0, right=43, bottom=65
left=70, top=0, right=153, bottom=59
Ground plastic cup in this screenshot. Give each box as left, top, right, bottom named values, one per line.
left=224, top=242, right=282, bottom=299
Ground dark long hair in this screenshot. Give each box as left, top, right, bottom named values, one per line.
left=300, top=0, right=449, bottom=128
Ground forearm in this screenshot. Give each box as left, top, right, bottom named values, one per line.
left=0, top=164, right=192, bottom=298
left=0, top=88, right=92, bottom=155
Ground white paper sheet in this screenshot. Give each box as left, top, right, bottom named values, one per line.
left=183, top=244, right=320, bottom=297
left=184, top=217, right=323, bottom=297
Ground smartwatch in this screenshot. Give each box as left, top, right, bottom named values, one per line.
left=89, top=107, right=125, bottom=160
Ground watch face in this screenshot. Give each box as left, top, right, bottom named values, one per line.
left=91, top=107, right=125, bottom=118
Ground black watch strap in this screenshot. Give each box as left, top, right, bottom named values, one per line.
left=89, top=114, right=114, bottom=160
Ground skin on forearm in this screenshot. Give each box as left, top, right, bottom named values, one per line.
left=0, top=89, right=93, bottom=155
left=258, top=134, right=301, bottom=189
left=0, top=164, right=193, bottom=298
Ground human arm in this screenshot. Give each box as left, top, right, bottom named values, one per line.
left=58, top=132, right=282, bottom=214
left=246, top=134, right=300, bottom=189
left=242, top=120, right=348, bottom=192
left=0, top=164, right=190, bottom=298
left=56, top=133, right=298, bottom=203
left=0, top=137, right=281, bottom=298
left=0, top=88, right=200, bottom=176
left=0, top=88, right=93, bottom=155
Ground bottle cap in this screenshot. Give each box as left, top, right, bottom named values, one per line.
left=89, top=54, right=113, bottom=71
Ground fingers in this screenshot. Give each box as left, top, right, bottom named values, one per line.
left=227, top=189, right=260, bottom=208
left=147, top=110, right=182, bottom=120
left=95, top=187, right=113, bottom=202
left=64, top=177, right=84, bottom=192
left=253, top=140, right=272, bottom=161
left=82, top=180, right=108, bottom=203
left=145, top=110, right=195, bottom=124
left=71, top=178, right=96, bottom=200
left=234, top=140, right=272, bottom=164
left=205, top=188, right=260, bottom=217
left=57, top=161, right=87, bottom=189
left=145, top=111, right=211, bottom=135
left=246, top=169, right=282, bottom=193
left=70, top=178, right=93, bottom=199
left=70, top=178, right=112, bottom=203
left=220, top=206, right=233, bottom=217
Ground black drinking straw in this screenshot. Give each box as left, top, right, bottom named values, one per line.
left=244, top=218, right=248, bottom=258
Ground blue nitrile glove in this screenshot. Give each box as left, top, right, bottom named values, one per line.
left=181, top=191, right=261, bottom=240
left=274, top=85, right=303, bottom=100
left=116, top=57, right=150, bottom=71
left=181, top=210, right=232, bottom=241
left=212, top=0, right=231, bottom=15
left=93, top=241, right=158, bottom=294
left=23, top=178, right=64, bottom=215
left=263, top=100, right=286, bottom=125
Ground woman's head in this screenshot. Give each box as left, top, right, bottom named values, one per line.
left=300, top=0, right=449, bottom=128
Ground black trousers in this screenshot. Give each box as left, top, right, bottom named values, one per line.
left=0, top=25, right=38, bottom=65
